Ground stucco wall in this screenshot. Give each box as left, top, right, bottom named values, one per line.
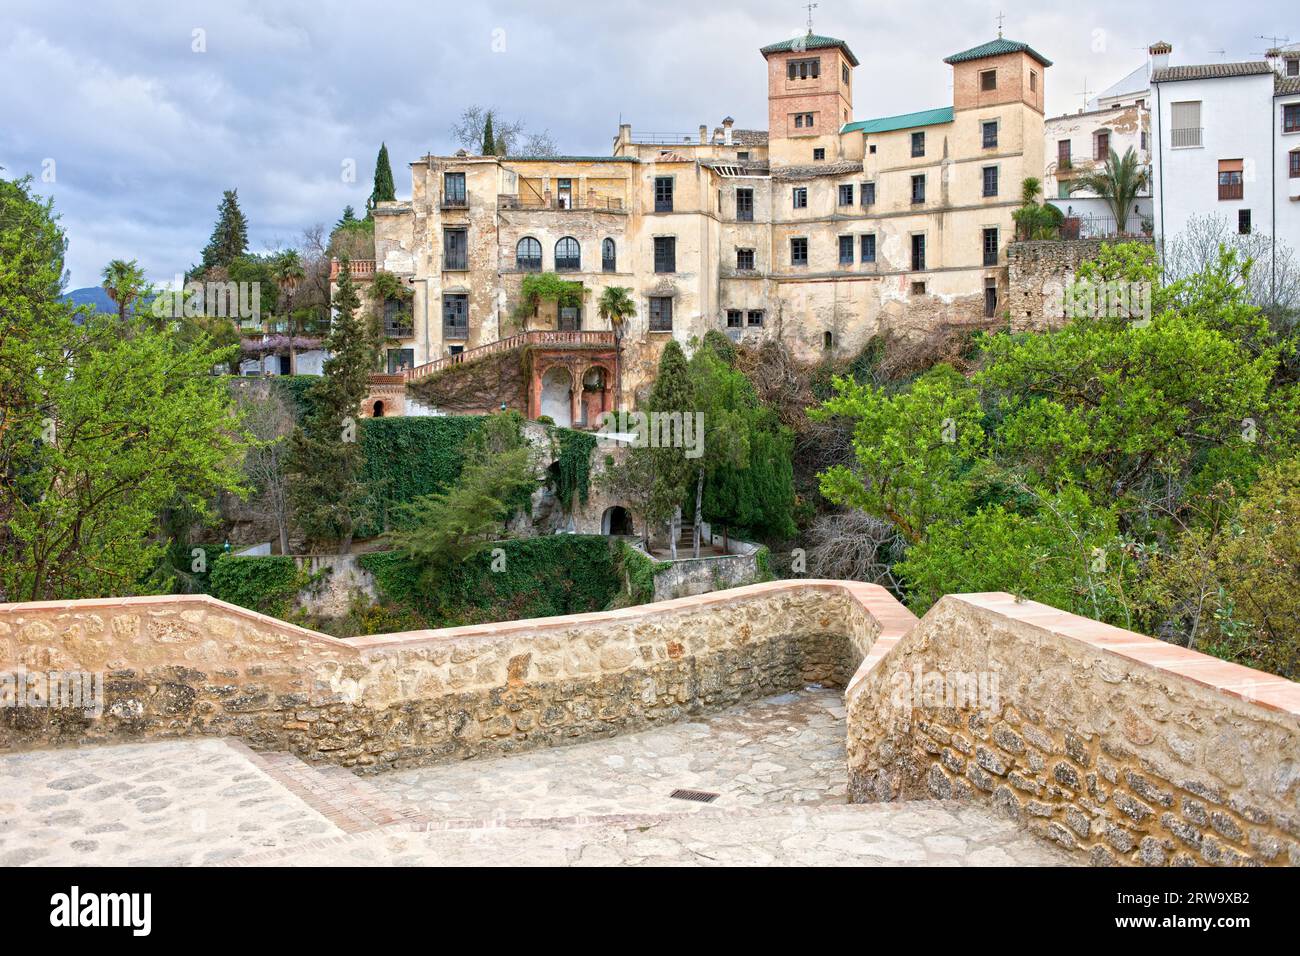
left=845, top=593, right=1300, bottom=866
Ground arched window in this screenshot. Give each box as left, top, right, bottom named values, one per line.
left=602, top=238, right=616, bottom=273
left=555, top=237, right=581, bottom=272
left=516, top=237, right=541, bottom=271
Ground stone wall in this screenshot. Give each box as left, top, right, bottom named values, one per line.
left=0, top=581, right=905, bottom=774
left=1006, top=237, right=1155, bottom=331
left=845, top=593, right=1300, bottom=867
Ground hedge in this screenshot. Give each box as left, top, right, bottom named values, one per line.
left=359, top=536, right=622, bottom=628
left=209, top=555, right=305, bottom=617
left=614, top=540, right=670, bottom=604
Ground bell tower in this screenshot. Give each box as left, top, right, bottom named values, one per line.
left=760, top=31, right=858, bottom=163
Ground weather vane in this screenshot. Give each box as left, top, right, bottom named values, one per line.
left=805, top=2, right=818, bottom=35
left=996, top=11, right=1006, bottom=38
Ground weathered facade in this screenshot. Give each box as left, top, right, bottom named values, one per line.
left=335, top=31, right=1053, bottom=421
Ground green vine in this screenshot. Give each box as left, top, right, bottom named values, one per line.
left=551, top=426, right=597, bottom=509
left=514, top=272, right=584, bottom=321
left=614, top=540, right=669, bottom=604
left=209, top=555, right=310, bottom=616
left=370, top=270, right=414, bottom=303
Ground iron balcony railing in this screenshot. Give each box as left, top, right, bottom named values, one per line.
left=443, top=254, right=469, bottom=271
left=440, top=194, right=468, bottom=209
left=1171, top=127, right=1203, bottom=148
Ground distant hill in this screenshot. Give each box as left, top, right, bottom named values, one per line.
left=62, top=286, right=117, bottom=315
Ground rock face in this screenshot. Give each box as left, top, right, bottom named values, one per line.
left=844, top=592, right=1300, bottom=867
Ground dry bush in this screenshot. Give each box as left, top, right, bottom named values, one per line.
left=804, top=510, right=905, bottom=589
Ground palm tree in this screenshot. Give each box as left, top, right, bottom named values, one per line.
left=100, top=259, right=146, bottom=323
left=270, top=250, right=306, bottom=374
left=1011, top=177, right=1063, bottom=240
left=1069, top=147, right=1149, bottom=236
left=598, top=287, right=636, bottom=412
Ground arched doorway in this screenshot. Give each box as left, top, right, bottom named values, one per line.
left=372, top=400, right=385, bottom=417
left=602, top=505, right=633, bottom=536
left=540, top=366, right=572, bottom=427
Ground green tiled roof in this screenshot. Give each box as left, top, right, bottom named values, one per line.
left=504, top=156, right=638, bottom=163
left=943, top=37, right=1052, bottom=67
left=760, top=33, right=859, bottom=67
left=841, top=106, right=954, bottom=135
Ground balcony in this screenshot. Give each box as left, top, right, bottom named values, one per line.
left=440, top=194, right=468, bottom=210
left=329, top=258, right=375, bottom=280
left=1218, top=182, right=1244, bottom=201
left=1171, top=127, right=1203, bottom=148
left=498, top=194, right=625, bottom=212
left=443, top=323, right=468, bottom=341
left=442, top=254, right=469, bottom=271
left=383, top=319, right=415, bottom=339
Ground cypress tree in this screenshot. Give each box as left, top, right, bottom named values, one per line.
left=481, top=112, right=495, bottom=156
left=198, top=189, right=249, bottom=274
left=286, top=256, right=375, bottom=553
left=368, top=143, right=396, bottom=213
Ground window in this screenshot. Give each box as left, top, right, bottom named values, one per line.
left=911, top=234, right=926, bottom=271
left=1285, top=104, right=1300, bottom=134
left=1218, top=160, right=1244, bottom=200
left=442, top=171, right=466, bottom=207
left=911, top=174, right=926, bottom=204
left=911, top=131, right=925, bottom=157
left=648, top=296, right=673, bottom=331
left=654, top=176, right=673, bottom=211
left=793, top=112, right=814, bottom=129
left=516, top=236, right=541, bottom=271
left=982, top=227, right=999, bottom=266
left=980, top=69, right=997, bottom=91
left=1287, top=57, right=1299, bottom=77
left=861, top=181, right=876, bottom=205
left=602, top=238, right=616, bottom=272
left=984, top=279, right=998, bottom=318
left=982, top=166, right=999, bottom=197
left=747, top=310, right=764, bottom=327
left=790, top=237, right=808, bottom=266
left=813, top=147, right=826, bottom=161
left=1171, top=101, right=1202, bottom=147
left=1058, top=139, right=1072, bottom=167
left=736, top=187, right=754, bottom=221
left=1095, top=131, right=1110, bottom=160
left=653, top=236, right=676, bottom=273
left=1291, top=150, right=1300, bottom=179
left=558, top=305, right=581, bottom=331
left=726, top=309, right=742, bottom=328
left=382, top=298, right=412, bottom=337
left=838, top=235, right=854, bottom=265
left=442, top=293, right=468, bottom=339
left=555, top=236, right=580, bottom=271
left=869, top=143, right=877, bottom=154
left=1141, top=130, right=1148, bottom=151
left=448, top=345, right=464, bottom=356
left=443, top=228, right=467, bottom=270
left=1029, top=71, right=1038, bottom=92
left=788, top=57, right=821, bottom=80
left=737, top=150, right=750, bottom=160
left=842, top=63, right=850, bottom=84
left=1238, top=209, right=1251, bottom=234
left=838, top=183, right=854, bottom=206
left=386, top=348, right=415, bottom=374
left=792, top=187, right=808, bottom=208
left=911, top=281, right=927, bottom=295
left=823, top=331, right=834, bottom=350
left=736, top=247, right=755, bottom=270
left=860, top=233, right=876, bottom=263
left=982, top=121, right=998, bottom=149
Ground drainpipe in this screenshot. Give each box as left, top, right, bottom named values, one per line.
left=1272, top=92, right=1277, bottom=305
left=1154, top=82, right=1165, bottom=274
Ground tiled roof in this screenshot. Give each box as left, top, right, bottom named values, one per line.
left=1276, top=75, right=1300, bottom=95
left=759, top=33, right=859, bottom=67
left=842, top=106, right=954, bottom=135
left=1151, top=62, right=1273, bottom=82
left=943, top=37, right=1052, bottom=67
left=504, top=156, right=637, bottom=162
left=729, top=129, right=769, bottom=146
left=772, top=160, right=864, bottom=181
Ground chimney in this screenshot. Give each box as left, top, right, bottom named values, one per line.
left=1264, top=48, right=1281, bottom=75
left=722, top=115, right=734, bottom=145
left=699, top=125, right=708, bottom=145
left=1149, top=41, right=1172, bottom=75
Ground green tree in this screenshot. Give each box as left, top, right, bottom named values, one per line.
left=644, top=340, right=697, bottom=557
left=481, top=112, right=496, bottom=156
left=197, top=189, right=249, bottom=274
left=1012, top=176, right=1063, bottom=240
left=270, top=249, right=306, bottom=374
left=286, top=255, right=376, bottom=552
left=368, top=143, right=396, bottom=213
left=0, top=175, right=248, bottom=601
left=1069, top=147, right=1149, bottom=235
left=100, top=258, right=147, bottom=322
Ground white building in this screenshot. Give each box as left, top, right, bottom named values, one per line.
left=1150, top=41, right=1300, bottom=267
left=1045, top=61, right=1152, bottom=236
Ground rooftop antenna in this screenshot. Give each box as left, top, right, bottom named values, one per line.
left=996, top=11, right=1006, bottom=38
left=1257, top=34, right=1290, bottom=50
left=1209, top=48, right=1226, bottom=59
left=804, top=2, right=818, bottom=35
left=1078, top=75, right=1094, bottom=111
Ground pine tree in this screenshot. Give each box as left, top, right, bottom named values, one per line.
left=335, top=204, right=358, bottom=230
left=197, top=189, right=249, bottom=274
left=286, top=256, right=376, bottom=553
left=481, top=112, right=495, bottom=156
left=368, top=143, right=396, bottom=213
left=643, top=340, right=698, bottom=557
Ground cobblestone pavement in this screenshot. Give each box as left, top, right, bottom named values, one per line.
left=0, top=690, right=1073, bottom=866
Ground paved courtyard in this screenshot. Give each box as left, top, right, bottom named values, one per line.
left=0, top=689, right=1071, bottom=866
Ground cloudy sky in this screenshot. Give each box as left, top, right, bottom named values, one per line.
left=1, top=0, right=1290, bottom=289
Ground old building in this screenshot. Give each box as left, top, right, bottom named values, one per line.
left=339, top=30, right=1051, bottom=425
left=1150, top=41, right=1300, bottom=256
